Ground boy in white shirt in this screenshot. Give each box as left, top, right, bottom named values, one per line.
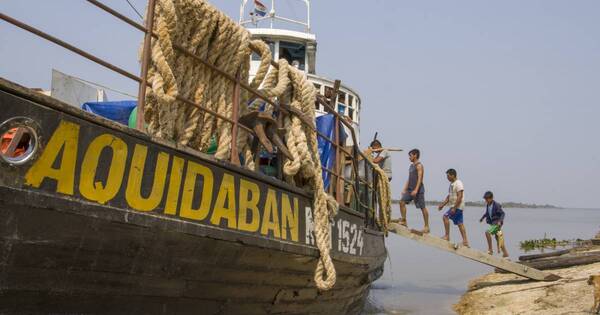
left=437, top=169, right=469, bottom=247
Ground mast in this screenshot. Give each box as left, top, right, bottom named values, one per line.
left=270, top=0, right=274, bottom=28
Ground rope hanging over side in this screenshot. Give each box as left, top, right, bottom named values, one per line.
left=144, top=0, right=396, bottom=291
left=373, top=164, right=392, bottom=235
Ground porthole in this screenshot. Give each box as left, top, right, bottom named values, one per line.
left=0, top=117, right=40, bottom=166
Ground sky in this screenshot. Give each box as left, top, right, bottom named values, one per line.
left=1, top=0, right=599, bottom=208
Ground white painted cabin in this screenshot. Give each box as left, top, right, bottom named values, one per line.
left=240, top=0, right=361, bottom=146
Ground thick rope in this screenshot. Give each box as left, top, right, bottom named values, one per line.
left=373, top=164, right=392, bottom=235
left=249, top=40, right=271, bottom=89
left=144, top=0, right=361, bottom=291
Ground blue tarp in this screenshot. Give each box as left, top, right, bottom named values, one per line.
left=82, top=100, right=137, bottom=126
left=316, top=114, right=347, bottom=190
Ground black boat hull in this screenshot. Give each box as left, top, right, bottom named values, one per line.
left=0, top=78, right=386, bottom=314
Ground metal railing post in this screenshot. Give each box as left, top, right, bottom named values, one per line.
left=352, top=144, right=360, bottom=212
left=230, top=69, right=242, bottom=165
left=363, top=157, right=370, bottom=224
left=328, top=80, right=341, bottom=202
left=136, top=0, right=157, bottom=131
left=334, top=114, right=343, bottom=204
left=372, top=167, right=378, bottom=227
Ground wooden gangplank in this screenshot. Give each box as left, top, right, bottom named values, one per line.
left=388, top=223, right=561, bottom=281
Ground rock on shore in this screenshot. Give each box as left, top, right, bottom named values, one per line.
left=454, top=261, right=600, bottom=314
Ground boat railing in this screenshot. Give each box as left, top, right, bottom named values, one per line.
left=0, top=0, right=385, bottom=229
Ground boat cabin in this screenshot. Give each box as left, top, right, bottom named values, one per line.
left=240, top=0, right=361, bottom=146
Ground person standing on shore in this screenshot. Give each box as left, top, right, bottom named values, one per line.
left=398, top=149, right=429, bottom=233
left=480, top=191, right=509, bottom=257
left=438, top=169, right=469, bottom=247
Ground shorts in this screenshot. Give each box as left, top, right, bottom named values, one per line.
left=444, top=208, right=464, bottom=225
left=487, top=224, right=501, bottom=235
left=400, top=191, right=426, bottom=209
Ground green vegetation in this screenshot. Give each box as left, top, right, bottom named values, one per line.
left=519, top=234, right=586, bottom=252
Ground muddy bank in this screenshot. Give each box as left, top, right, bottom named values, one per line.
left=455, top=248, right=600, bottom=314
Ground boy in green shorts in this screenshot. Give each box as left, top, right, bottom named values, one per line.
left=479, top=191, right=509, bottom=257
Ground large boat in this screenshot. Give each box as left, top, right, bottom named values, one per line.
left=0, top=1, right=388, bottom=314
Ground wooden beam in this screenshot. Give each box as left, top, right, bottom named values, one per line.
left=519, top=249, right=571, bottom=261
left=5, top=127, right=25, bottom=157
left=388, top=223, right=561, bottom=281
left=520, top=252, right=600, bottom=270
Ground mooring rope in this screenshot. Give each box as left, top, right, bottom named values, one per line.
left=373, top=164, right=392, bottom=235
left=143, top=0, right=391, bottom=291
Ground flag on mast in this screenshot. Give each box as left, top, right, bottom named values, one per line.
left=253, top=0, right=268, bottom=17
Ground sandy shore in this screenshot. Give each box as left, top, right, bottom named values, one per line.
left=455, top=258, right=600, bottom=314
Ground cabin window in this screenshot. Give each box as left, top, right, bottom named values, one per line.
left=315, top=101, right=321, bottom=111
left=337, top=104, right=346, bottom=115
left=279, top=41, right=306, bottom=70
left=348, top=95, right=354, bottom=107
left=348, top=107, right=355, bottom=121
left=252, top=40, right=275, bottom=60
left=313, top=83, right=321, bottom=92
left=337, top=91, right=346, bottom=104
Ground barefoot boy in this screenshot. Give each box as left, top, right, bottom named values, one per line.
left=437, top=169, right=469, bottom=247
left=479, top=191, right=509, bottom=257
left=398, top=149, right=430, bottom=233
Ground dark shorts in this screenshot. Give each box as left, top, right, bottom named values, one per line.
left=444, top=208, right=464, bottom=225
left=400, top=192, right=426, bottom=209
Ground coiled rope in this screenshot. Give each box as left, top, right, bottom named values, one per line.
left=144, top=0, right=340, bottom=290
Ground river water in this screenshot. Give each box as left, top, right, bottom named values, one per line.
left=366, top=206, right=600, bottom=314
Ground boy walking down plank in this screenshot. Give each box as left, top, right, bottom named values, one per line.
left=480, top=191, right=509, bottom=257
left=398, top=149, right=430, bottom=233
left=438, top=168, right=469, bottom=247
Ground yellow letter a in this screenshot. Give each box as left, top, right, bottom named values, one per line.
left=238, top=179, right=260, bottom=232
left=210, top=173, right=237, bottom=229
left=25, top=120, right=79, bottom=195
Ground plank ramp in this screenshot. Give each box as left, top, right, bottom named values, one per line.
left=388, top=223, right=561, bottom=281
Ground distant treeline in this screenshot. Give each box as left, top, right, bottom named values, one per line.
left=390, top=200, right=561, bottom=209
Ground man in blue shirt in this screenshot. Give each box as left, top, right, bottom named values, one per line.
left=479, top=191, right=509, bottom=257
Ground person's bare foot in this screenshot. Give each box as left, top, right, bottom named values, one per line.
left=399, top=218, right=408, bottom=227
left=441, top=235, right=449, bottom=241
left=421, top=227, right=430, bottom=234
left=488, top=250, right=493, bottom=255
left=503, top=253, right=509, bottom=258
left=462, top=242, right=470, bottom=248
